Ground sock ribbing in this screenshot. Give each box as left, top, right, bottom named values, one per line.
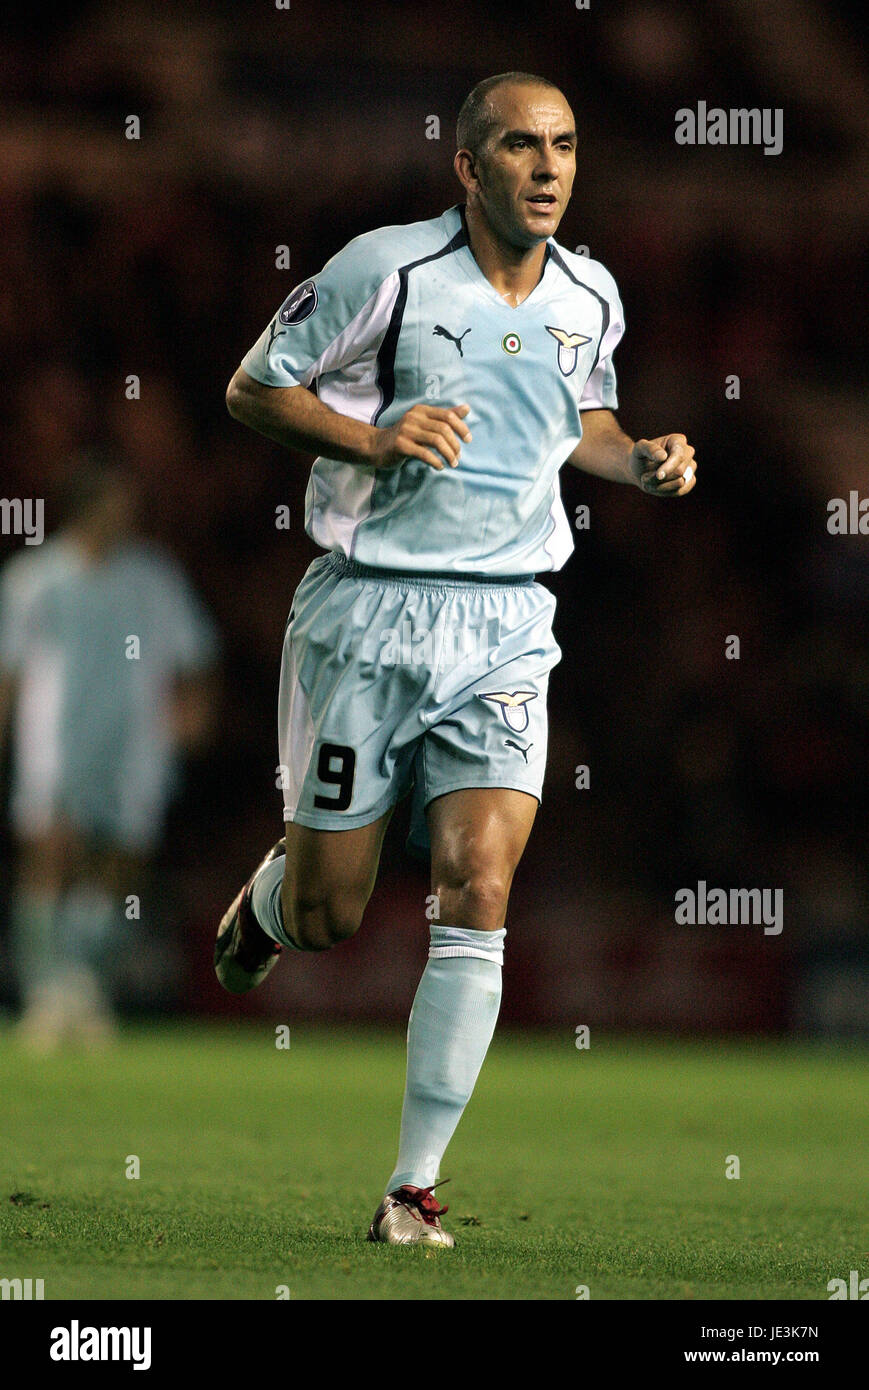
left=428, top=923, right=505, bottom=965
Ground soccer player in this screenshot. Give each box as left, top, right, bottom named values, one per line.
left=217, top=72, right=697, bottom=1246
left=0, top=456, right=219, bottom=1047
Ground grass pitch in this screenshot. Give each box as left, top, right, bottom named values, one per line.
left=0, top=1022, right=865, bottom=1300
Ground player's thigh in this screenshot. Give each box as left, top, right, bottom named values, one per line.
left=426, top=787, right=538, bottom=930
left=278, top=560, right=425, bottom=835
left=281, top=805, right=394, bottom=919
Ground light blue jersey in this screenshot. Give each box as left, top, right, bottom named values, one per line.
left=0, top=537, right=218, bottom=849
left=241, top=204, right=624, bottom=576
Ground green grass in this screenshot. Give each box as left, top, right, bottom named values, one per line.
left=0, top=1022, right=866, bottom=1300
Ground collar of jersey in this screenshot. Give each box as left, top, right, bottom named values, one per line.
left=447, top=204, right=554, bottom=312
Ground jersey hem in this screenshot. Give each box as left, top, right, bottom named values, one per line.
left=283, top=784, right=405, bottom=832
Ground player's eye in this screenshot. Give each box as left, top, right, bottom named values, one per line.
left=511, top=140, right=528, bottom=149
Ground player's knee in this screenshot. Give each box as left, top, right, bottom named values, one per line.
left=283, top=884, right=366, bottom=951
left=433, top=863, right=511, bottom=930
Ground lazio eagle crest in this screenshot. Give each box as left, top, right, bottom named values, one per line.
left=546, top=326, right=592, bottom=377
left=479, top=690, right=538, bottom=733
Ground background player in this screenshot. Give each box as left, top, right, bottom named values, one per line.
left=0, top=455, right=219, bottom=1047
left=217, top=72, right=697, bottom=1246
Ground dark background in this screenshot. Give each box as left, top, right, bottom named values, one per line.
left=0, top=0, right=866, bottom=1032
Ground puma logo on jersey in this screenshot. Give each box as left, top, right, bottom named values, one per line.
left=433, top=325, right=471, bottom=356
left=505, top=738, right=533, bottom=762
left=479, top=689, right=538, bottom=733
left=546, top=325, right=592, bottom=377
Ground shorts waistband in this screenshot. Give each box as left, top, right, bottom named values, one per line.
left=325, top=552, right=536, bottom=590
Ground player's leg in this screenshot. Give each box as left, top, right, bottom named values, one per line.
left=427, top=785, right=537, bottom=929
left=215, top=811, right=396, bottom=990
left=244, top=808, right=395, bottom=953
left=53, top=840, right=148, bottom=1043
left=217, top=555, right=424, bottom=990
left=12, top=822, right=84, bottom=1048
left=371, top=574, right=559, bottom=1244
left=13, top=827, right=73, bottom=976
left=281, top=810, right=394, bottom=949
left=370, top=787, right=537, bottom=1246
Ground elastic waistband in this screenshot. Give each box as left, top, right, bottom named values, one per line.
left=325, top=552, right=536, bottom=590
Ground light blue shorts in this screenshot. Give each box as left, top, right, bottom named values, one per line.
left=277, top=552, right=561, bottom=855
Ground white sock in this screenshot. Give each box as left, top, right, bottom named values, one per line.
left=248, top=854, right=306, bottom=949
left=386, top=924, right=504, bottom=1193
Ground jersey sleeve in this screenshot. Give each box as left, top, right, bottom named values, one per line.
left=239, top=232, right=401, bottom=390
left=578, top=275, right=625, bottom=411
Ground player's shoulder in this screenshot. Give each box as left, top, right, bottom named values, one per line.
left=120, top=539, right=188, bottom=589
left=547, top=239, right=622, bottom=306
left=0, top=535, right=80, bottom=602
left=321, top=207, right=463, bottom=287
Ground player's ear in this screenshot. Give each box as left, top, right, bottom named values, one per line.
left=453, top=147, right=479, bottom=191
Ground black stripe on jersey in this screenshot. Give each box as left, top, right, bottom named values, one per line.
left=373, top=224, right=469, bottom=426
left=547, top=245, right=611, bottom=378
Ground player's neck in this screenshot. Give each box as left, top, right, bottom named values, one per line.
left=462, top=202, right=548, bottom=308
left=68, top=525, right=122, bottom=565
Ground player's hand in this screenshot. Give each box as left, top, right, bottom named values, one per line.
left=370, top=403, right=472, bottom=471
left=631, top=434, right=697, bottom=496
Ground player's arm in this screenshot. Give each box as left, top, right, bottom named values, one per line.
left=168, top=669, right=219, bottom=754
left=566, top=408, right=697, bottom=497
left=226, top=369, right=471, bottom=472
left=228, top=237, right=472, bottom=472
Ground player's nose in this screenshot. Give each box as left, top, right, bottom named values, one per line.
left=532, top=148, right=559, bottom=179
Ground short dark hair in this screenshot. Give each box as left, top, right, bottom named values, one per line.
left=456, top=72, right=565, bottom=157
